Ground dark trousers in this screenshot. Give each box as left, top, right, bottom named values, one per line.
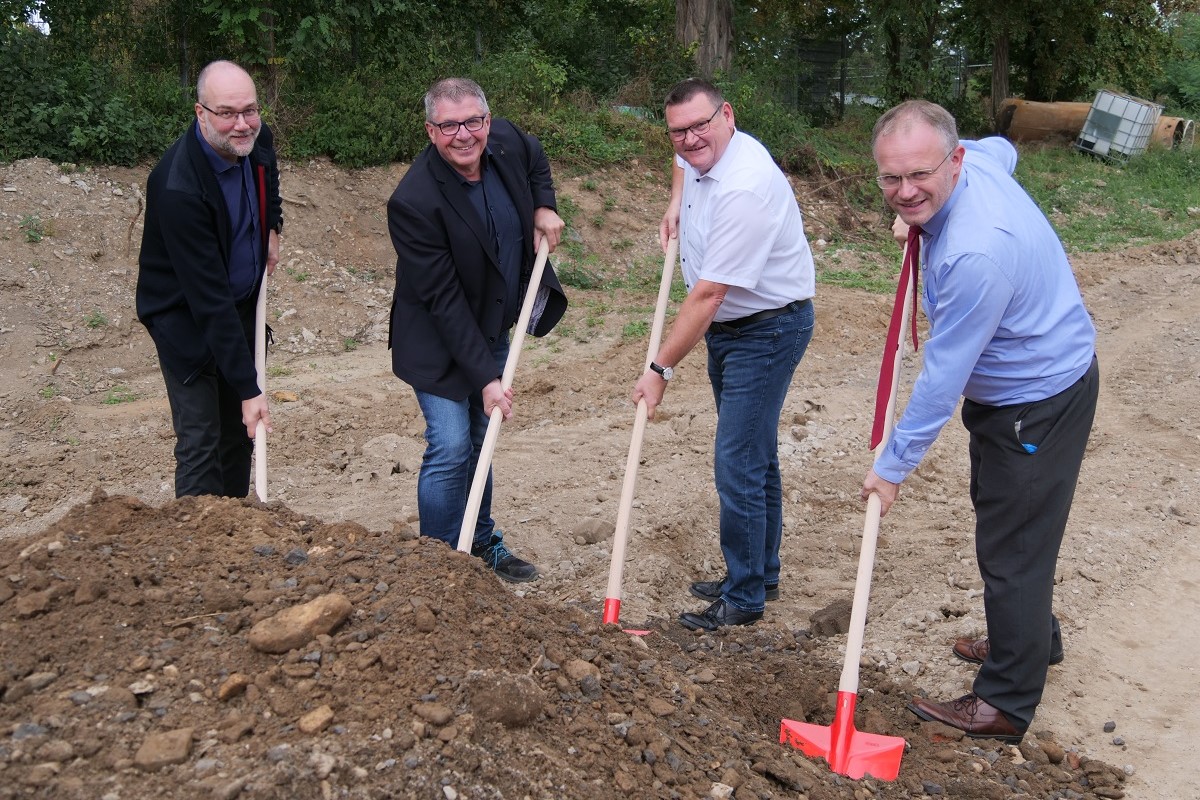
left=159, top=303, right=257, bottom=498
left=963, top=356, right=1099, bottom=729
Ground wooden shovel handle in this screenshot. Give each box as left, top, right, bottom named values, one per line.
left=603, top=237, right=679, bottom=614
left=455, top=239, right=551, bottom=552
left=839, top=239, right=913, bottom=694
left=253, top=269, right=268, bottom=502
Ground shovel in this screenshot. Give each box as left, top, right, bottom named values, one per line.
left=253, top=268, right=269, bottom=502
left=602, top=237, right=679, bottom=626
left=456, top=238, right=551, bottom=553
left=779, top=239, right=918, bottom=781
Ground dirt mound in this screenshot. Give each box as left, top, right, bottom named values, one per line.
left=0, top=490, right=1129, bottom=799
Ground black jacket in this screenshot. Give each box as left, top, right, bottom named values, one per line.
left=386, top=119, right=568, bottom=400
left=136, top=121, right=282, bottom=399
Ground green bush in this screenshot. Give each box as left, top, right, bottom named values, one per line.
left=471, top=38, right=568, bottom=119
left=1159, top=13, right=1200, bottom=113
left=718, top=73, right=811, bottom=162
left=0, top=29, right=187, bottom=164
left=284, top=69, right=430, bottom=167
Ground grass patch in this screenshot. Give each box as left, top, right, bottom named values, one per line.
left=555, top=254, right=605, bottom=290
left=103, top=385, right=136, bottom=404
left=621, top=320, right=649, bottom=340
left=267, top=365, right=293, bottom=378
left=84, top=310, right=108, bottom=329
left=1016, top=145, right=1200, bottom=252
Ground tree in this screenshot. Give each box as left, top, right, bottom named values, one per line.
left=676, top=0, right=733, bottom=77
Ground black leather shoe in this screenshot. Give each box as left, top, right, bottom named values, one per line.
left=952, top=636, right=1064, bottom=666
left=908, top=693, right=1025, bottom=743
left=690, top=575, right=779, bottom=603
left=678, top=599, right=763, bottom=632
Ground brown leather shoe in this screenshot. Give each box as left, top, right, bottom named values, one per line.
left=907, top=693, right=1024, bottom=743
left=952, top=636, right=1064, bottom=666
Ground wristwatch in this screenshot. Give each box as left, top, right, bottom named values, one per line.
left=650, top=362, right=674, bottom=381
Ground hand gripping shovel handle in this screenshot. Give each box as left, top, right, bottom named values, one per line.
left=779, top=240, right=912, bottom=781
left=455, top=239, right=551, bottom=553
left=602, top=237, right=679, bottom=625
left=253, top=269, right=268, bottom=502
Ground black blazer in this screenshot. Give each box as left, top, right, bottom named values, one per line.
left=136, top=121, right=282, bottom=399
left=386, top=119, right=568, bottom=400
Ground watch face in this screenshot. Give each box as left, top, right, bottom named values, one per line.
left=661, top=366, right=673, bottom=380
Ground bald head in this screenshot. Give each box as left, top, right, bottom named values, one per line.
left=197, top=60, right=255, bottom=106
left=194, top=60, right=261, bottom=163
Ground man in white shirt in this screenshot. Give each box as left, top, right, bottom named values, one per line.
left=633, top=78, right=816, bottom=631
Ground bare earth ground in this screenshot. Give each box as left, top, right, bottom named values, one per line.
left=0, top=155, right=1197, bottom=799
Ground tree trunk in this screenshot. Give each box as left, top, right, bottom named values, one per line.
left=991, top=32, right=1009, bottom=127
left=262, top=4, right=279, bottom=109
left=675, top=0, right=734, bottom=78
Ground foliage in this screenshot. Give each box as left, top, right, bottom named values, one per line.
left=717, top=72, right=811, bottom=162
left=0, top=27, right=187, bottom=164
left=283, top=68, right=427, bottom=167
left=3, top=0, right=1200, bottom=172
left=19, top=214, right=46, bottom=242
left=1159, top=12, right=1200, bottom=112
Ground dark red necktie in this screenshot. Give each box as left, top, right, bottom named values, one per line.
left=870, top=225, right=921, bottom=450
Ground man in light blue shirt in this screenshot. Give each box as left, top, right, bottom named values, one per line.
left=863, top=100, right=1098, bottom=743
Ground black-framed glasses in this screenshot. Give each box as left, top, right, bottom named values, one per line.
left=667, top=106, right=721, bottom=142
left=199, top=103, right=261, bottom=122
left=875, top=149, right=955, bottom=189
left=430, top=114, right=488, bottom=136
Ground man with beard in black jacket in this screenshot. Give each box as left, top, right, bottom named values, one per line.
left=137, top=60, right=282, bottom=497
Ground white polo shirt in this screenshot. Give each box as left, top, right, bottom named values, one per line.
left=677, top=130, right=815, bottom=322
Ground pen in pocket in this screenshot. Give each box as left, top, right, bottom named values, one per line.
left=1014, top=419, right=1038, bottom=454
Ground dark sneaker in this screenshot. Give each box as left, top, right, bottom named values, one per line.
left=679, top=598, right=763, bottom=632
left=690, top=575, right=779, bottom=603
left=471, top=534, right=539, bottom=583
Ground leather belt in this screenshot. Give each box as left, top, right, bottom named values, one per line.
left=708, top=299, right=810, bottom=335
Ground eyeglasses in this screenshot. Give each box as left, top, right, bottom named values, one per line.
left=875, top=149, right=955, bottom=189
left=430, top=115, right=488, bottom=136
left=667, top=106, right=721, bottom=142
left=199, top=103, right=261, bottom=122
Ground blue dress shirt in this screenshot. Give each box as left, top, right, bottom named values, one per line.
left=874, top=137, right=1096, bottom=483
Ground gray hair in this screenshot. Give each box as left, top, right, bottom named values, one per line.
left=872, top=100, right=958, bottom=153
left=424, top=78, right=489, bottom=121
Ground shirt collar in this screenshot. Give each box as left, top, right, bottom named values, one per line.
left=921, top=167, right=967, bottom=239
left=441, top=144, right=495, bottom=187
left=697, top=129, right=743, bottom=181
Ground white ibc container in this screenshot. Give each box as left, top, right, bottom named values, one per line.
left=1074, top=90, right=1163, bottom=160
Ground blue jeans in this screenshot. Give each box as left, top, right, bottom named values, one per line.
left=706, top=301, right=814, bottom=612
left=413, top=335, right=509, bottom=549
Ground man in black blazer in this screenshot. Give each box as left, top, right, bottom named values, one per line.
left=387, top=77, right=568, bottom=582
left=137, top=60, right=282, bottom=497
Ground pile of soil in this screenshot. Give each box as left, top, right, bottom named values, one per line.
left=2, top=154, right=1198, bottom=798
left=1, top=490, right=1128, bottom=799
